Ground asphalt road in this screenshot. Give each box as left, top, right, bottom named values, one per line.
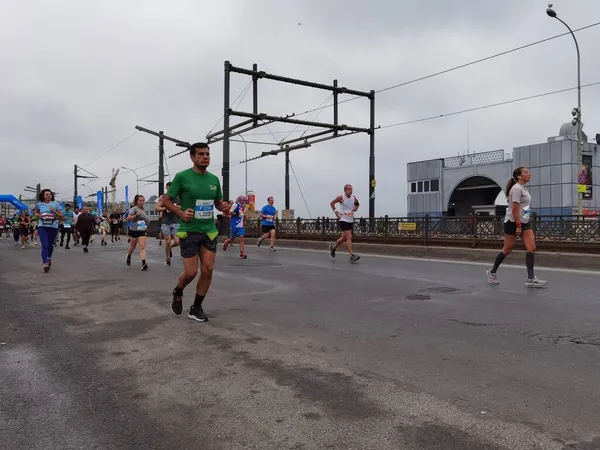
left=1, top=236, right=599, bottom=450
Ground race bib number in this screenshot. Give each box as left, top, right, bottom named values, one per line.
left=195, top=200, right=214, bottom=220
left=40, top=213, right=55, bottom=225
left=63, top=224, right=71, bottom=229
left=522, top=206, right=531, bottom=222
left=137, top=220, right=147, bottom=231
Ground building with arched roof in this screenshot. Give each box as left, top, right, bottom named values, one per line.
left=407, top=125, right=599, bottom=217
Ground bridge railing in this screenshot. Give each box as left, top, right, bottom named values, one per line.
left=242, top=214, right=600, bottom=251
left=147, top=214, right=600, bottom=252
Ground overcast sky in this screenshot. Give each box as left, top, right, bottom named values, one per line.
left=2, top=0, right=599, bottom=218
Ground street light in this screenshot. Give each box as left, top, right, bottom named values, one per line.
left=546, top=4, right=583, bottom=215
left=121, top=166, right=140, bottom=195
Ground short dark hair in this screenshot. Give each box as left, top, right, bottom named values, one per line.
left=65, top=203, right=72, bottom=208
left=37, top=189, right=55, bottom=202
left=189, top=142, right=210, bottom=156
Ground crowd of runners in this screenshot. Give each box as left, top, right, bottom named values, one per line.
left=1, top=141, right=546, bottom=321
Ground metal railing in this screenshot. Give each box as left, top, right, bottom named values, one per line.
left=146, top=214, right=600, bottom=252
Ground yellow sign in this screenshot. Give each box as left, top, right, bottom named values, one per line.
left=371, top=179, right=377, bottom=188
left=578, top=184, right=587, bottom=193
left=398, top=222, right=416, bottom=231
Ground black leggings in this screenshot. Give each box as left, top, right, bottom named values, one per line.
left=60, top=228, right=72, bottom=247
left=13, top=229, right=19, bottom=242
left=80, top=230, right=92, bottom=247
left=110, top=224, right=119, bottom=239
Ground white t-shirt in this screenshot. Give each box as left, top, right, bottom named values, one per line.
left=505, top=183, right=531, bottom=224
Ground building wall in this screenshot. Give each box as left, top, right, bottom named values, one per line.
left=442, top=160, right=513, bottom=212
left=513, top=140, right=600, bottom=215
left=406, top=159, right=443, bottom=217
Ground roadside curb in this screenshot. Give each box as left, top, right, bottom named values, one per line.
left=250, top=238, right=600, bottom=271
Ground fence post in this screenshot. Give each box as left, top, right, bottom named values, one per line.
left=321, top=216, right=326, bottom=241
left=471, top=214, right=478, bottom=248
left=296, top=217, right=301, bottom=240
left=384, top=215, right=389, bottom=245
left=424, top=214, right=430, bottom=246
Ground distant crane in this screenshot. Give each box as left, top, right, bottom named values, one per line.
left=109, top=168, right=120, bottom=212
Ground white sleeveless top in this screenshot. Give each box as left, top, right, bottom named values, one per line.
left=339, top=194, right=356, bottom=223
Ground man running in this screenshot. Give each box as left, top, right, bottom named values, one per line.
left=75, top=206, right=96, bottom=253
left=162, top=142, right=230, bottom=322
left=257, top=196, right=277, bottom=251
left=156, top=181, right=181, bottom=266
left=109, top=209, right=120, bottom=243
left=223, top=195, right=248, bottom=259
left=59, top=204, right=74, bottom=249
left=329, top=184, right=360, bottom=262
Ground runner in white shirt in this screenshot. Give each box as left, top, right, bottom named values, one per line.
left=329, top=184, right=360, bottom=262
left=72, top=206, right=81, bottom=246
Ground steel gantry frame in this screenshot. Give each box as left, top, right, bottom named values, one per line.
left=169, top=61, right=377, bottom=219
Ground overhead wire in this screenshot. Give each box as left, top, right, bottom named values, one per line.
left=81, top=130, right=139, bottom=168
left=206, top=81, right=253, bottom=136
left=268, top=20, right=600, bottom=120
left=379, top=80, right=600, bottom=130
left=288, top=158, right=312, bottom=219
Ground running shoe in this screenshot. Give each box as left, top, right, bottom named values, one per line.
left=239, top=253, right=248, bottom=259
left=350, top=254, right=360, bottom=263
left=83, top=247, right=89, bottom=253
left=171, top=289, right=183, bottom=315
left=43, top=264, right=50, bottom=273
left=126, top=254, right=131, bottom=266
left=188, top=306, right=209, bottom=322
left=141, top=262, right=148, bottom=271
left=165, top=258, right=171, bottom=266
left=257, top=238, right=263, bottom=248
left=486, top=269, right=499, bottom=285
left=65, top=246, right=70, bottom=250
left=270, top=247, right=276, bottom=252
left=526, top=277, right=547, bottom=288
left=329, top=244, right=336, bottom=258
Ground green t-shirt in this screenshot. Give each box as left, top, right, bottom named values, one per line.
left=166, top=168, right=222, bottom=234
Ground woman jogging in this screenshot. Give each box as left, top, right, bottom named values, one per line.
left=486, top=167, right=546, bottom=287
left=35, top=189, right=64, bottom=272
left=126, top=195, right=149, bottom=270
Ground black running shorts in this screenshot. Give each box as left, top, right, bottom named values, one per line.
left=261, top=225, right=275, bottom=234
left=504, top=220, right=532, bottom=235
left=338, top=221, right=353, bottom=232
left=180, top=233, right=217, bottom=258
left=128, top=230, right=147, bottom=239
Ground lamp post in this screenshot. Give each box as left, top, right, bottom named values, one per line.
left=122, top=166, right=140, bottom=195
left=546, top=4, right=583, bottom=215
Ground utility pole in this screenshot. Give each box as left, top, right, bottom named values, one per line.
left=134, top=126, right=189, bottom=197
left=285, top=151, right=290, bottom=210
left=73, top=165, right=98, bottom=205
left=158, top=131, right=165, bottom=196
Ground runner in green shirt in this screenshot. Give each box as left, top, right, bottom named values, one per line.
left=163, top=142, right=230, bottom=322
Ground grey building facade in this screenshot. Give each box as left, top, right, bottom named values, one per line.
left=407, top=127, right=599, bottom=217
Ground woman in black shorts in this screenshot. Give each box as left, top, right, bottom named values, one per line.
left=486, top=167, right=546, bottom=287
left=125, top=195, right=149, bottom=270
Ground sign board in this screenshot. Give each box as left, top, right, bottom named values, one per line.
left=282, top=209, right=295, bottom=220
left=247, top=191, right=256, bottom=211
left=398, top=222, right=417, bottom=231
left=578, top=154, right=593, bottom=199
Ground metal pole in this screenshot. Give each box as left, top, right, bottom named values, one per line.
left=548, top=9, right=583, bottom=215
left=158, top=131, right=165, bottom=196
left=369, top=90, right=376, bottom=220
left=285, top=150, right=290, bottom=210
left=73, top=165, right=78, bottom=205
left=333, top=79, right=339, bottom=137
left=252, top=63, right=258, bottom=129
left=238, top=135, right=248, bottom=196
left=223, top=61, right=232, bottom=202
